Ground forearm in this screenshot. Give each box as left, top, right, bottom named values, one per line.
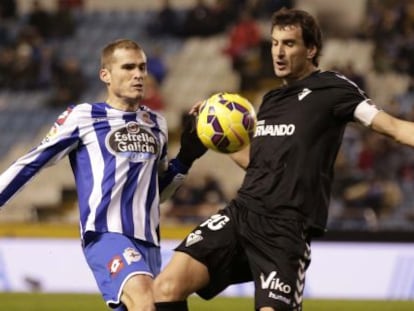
left=158, top=158, right=188, bottom=203
left=0, top=155, right=43, bottom=206
left=229, top=145, right=250, bottom=170
left=0, top=136, right=77, bottom=207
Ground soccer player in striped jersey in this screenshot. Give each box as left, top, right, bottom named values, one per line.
left=0, top=39, right=207, bottom=311
left=153, top=8, right=414, bottom=311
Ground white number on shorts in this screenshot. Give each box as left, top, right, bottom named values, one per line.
left=200, top=214, right=230, bottom=231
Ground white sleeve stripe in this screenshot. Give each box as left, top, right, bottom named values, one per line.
left=354, top=100, right=380, bottom=126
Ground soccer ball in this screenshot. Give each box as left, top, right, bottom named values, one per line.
left=196, top=92, right=257, bottom=153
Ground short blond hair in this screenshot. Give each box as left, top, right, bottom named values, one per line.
left=100, top=39, right=143, bottom=69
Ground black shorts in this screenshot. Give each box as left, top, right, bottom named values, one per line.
left=175, top=201, right=311, bottom=311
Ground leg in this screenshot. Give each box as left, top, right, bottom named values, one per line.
left=154, top=251, right=209, bottom=301
left=121, top=274, right=155, bottom=311
left=240, top=210, right=311, bottom=311
left=83, top=232, right=161, bottom=311
left=154, top=206, right=248, bottom=311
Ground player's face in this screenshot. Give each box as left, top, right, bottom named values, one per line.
left=271, top=24, right=317, bottom=83
left=100, top=48, right=147, bottom=109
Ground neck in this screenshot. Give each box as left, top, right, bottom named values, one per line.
left=283, top=65, right=318, bottom=85
left=106, top=98, right=139, bottom=112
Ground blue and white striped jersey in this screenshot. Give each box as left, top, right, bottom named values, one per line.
left=0, top=102, right=171, bottom=246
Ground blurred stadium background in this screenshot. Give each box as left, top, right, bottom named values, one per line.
left=1, top=0, right=414, bottom=306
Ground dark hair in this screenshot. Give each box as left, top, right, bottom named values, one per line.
left=271, top=8, right=323, bottom=66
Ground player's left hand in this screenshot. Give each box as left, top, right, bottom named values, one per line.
left=189, top=100, right=204, bottom=116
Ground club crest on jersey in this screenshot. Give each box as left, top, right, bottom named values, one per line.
left=106, top=121, right=159, bottom=162
left=138, top=111, right=155, bottom=126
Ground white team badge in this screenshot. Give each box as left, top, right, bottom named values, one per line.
left=123, top=247, right=142, bottom=265
left=185, top=230, right=203, bottom=247
left=138, top=111, right=155, bottom=126
left=298, top=88, right=312, bottom=101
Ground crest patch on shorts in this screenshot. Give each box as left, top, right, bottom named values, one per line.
left=186, top=230, right=203, bottom=247
left=123, top=247, right=142, bottom=265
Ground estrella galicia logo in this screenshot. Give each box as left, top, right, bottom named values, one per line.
left=106, top=121, right=159, bottom=162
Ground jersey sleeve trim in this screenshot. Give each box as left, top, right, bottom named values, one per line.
left=354, top=99, right=381, bottom=126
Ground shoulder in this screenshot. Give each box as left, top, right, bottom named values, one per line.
left=153, top=111, right=168, bottom=134
left=303, top=71, right=367, bottom=100
left=316, top=71, right=364, bottom=90
left=67, top=102, right=96, bottom=114
left=53, top=102, right=101, bottom=126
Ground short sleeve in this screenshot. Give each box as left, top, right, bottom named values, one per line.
left=332, top=73, right=369, bottom=122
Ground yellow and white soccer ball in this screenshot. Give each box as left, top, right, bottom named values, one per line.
left=196, top=92, right=257, bottom=153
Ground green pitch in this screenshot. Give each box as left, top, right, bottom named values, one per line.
left=0, top=293, right=413, bottom=310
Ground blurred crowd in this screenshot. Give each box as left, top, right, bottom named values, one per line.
left=326, top=0, right=414, bottom=230
left=0, top=0, right=85, bottom=107
left=358, top=0, right=414, bottom=75
left=1, top=0, right=414, bottom=231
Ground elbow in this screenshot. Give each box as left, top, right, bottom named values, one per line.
left=229, top=146, right=250, bottom=170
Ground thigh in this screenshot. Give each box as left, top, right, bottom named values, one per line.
left=242, top=214, right=311, bottom=311
left=83, top=232, right=161, bottom=309
left=154, top=251, right=210, bottom=301
left=174, top=205, right=252, bottom=299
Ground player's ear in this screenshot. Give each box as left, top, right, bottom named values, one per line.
left=307, top=45, right=317, bottom=61
left=100, top=68, right=111, bottom=84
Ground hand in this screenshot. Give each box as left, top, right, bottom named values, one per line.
left=176, top=107, right=208, bottom=168
left=189, top=100, right=204, bottom=116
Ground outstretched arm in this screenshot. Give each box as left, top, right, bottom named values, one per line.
left=0, top=109, right=79, bottom=207
left=370, top=110, right=414, bottom=147
left=354, top=99, right=414, bottom=147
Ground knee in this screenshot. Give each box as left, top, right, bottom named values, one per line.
left=121, top=275, right=155, bottom=311
left=153, top=252, right=209, bottom=302
left=153, top=273, right=188, bottom=301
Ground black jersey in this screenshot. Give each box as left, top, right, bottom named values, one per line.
left=236, top=70, right=368, bottom=234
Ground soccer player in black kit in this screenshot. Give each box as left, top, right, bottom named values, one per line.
left=153, top=8, right=414, bottom=311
